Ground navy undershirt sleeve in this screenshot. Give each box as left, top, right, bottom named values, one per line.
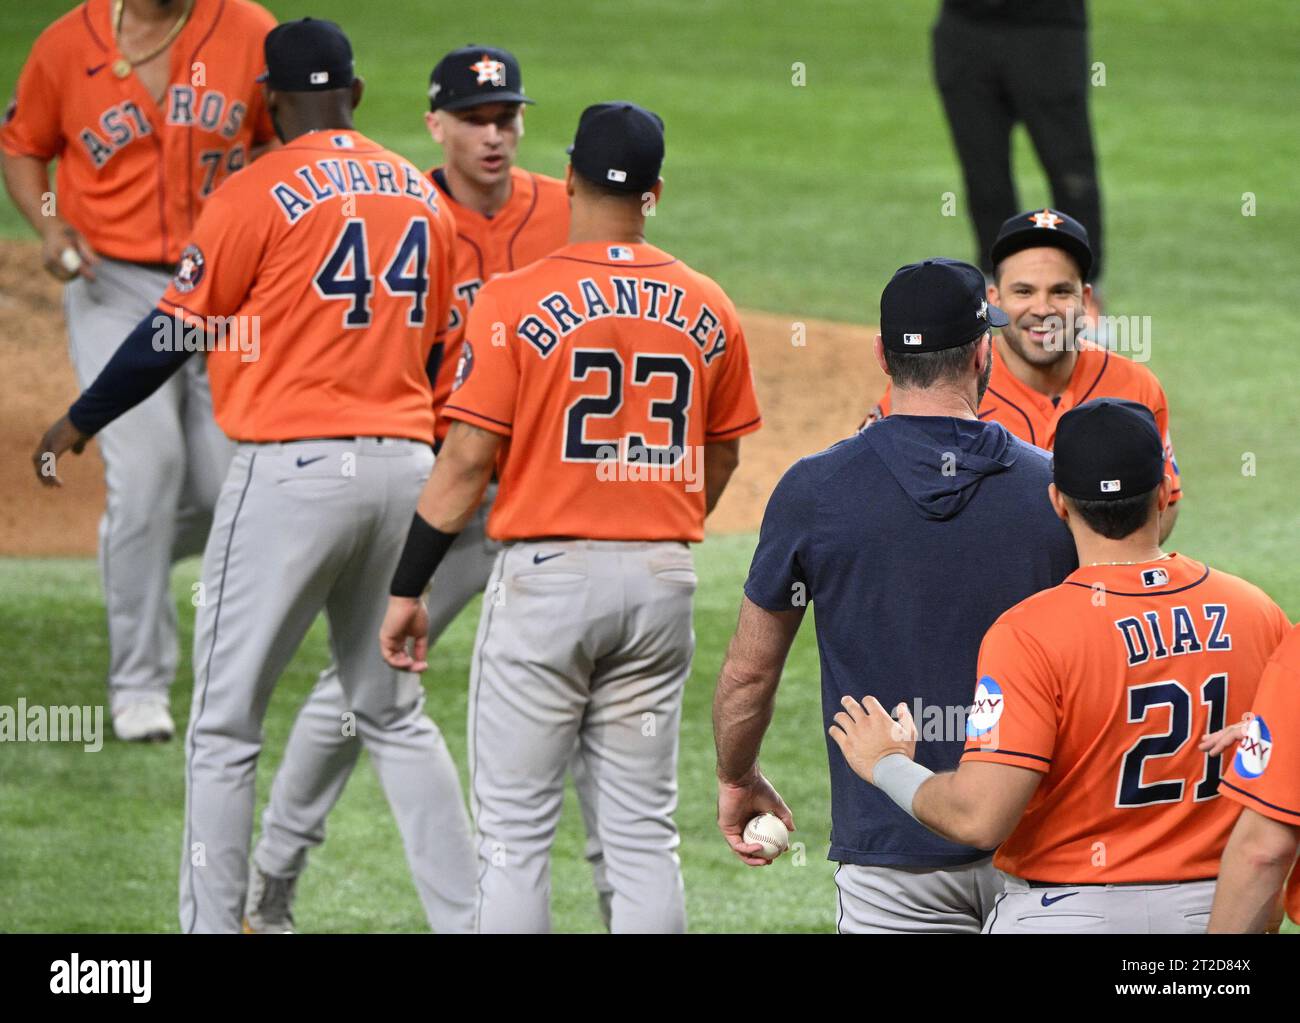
left=744, top=458, right=815, bottom=611
left=68, top=308, right=194, bottom=437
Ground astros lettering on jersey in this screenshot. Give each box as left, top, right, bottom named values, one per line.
left=869, top=341, right=1183, bottom=503
left=962, top=554, right=1290, bottom=883
left=0, top=0, right=277, bottom=264
left=157, top=129, right=455, bottom=442
left=442, top=241, right=762, bottom=541
left=1220, top=622, right=1300, bottom=921
left=428, top=165, right=568, bottom=440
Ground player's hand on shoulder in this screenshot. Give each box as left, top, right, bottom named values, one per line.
left=39, top=221, right=98, bottom=282
left=828, top=695, right=917, bottom=784
left=32, top=414, right=89, bottom=488
left=716, top=768, right=795, bottom=867
left=1197, top=716, right=1249, bottom=757
left=379, top=596, right=431, bottom=672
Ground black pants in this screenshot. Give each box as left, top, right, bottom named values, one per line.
left=933, top=15, right=1103, bottom=280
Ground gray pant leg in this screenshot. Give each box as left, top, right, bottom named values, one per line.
left=577, top=544, right=693, bottom=934
left=570, top=749, right=614, bottom=926
left=65, top=260, right=230, bottom=712
left=255, top=486, right=499, bottom=879
left=984, top=876, right=1216, bottom=934
left=180, top=447, right=340, bottom=933
left=835, top=857, right=1002, bottom=934
left=323, top=442, right=476, bottom=933
left=468, top=545, right=591, bottom=933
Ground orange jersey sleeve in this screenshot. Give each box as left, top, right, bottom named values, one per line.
left=443, top=284, right=519, bottom=436
left=1220, top=623, right=1300, bottom=921
left=429, top=168, right=570, bottom=441
left=1, top=27, right=64, bottom=161
left=704, top=309, right=763, bottom=441
left=0, top=0, right=277, bottom=265
left=156, top=131, right=454, bottom=444
left=961, top=555, right=1287, bottom=884
left=442, top=241, right=762, bottom=541
left=963, top=621, right=1058, bottom=773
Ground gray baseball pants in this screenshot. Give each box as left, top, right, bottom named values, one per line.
left=179, top=438, right=476, bottom=933
left=252, top=486, right=615, bottom=921
left=834, top=857, right=1003, bottom=933
left=470, top=540, right=696, bottom=933
left=983, top=875, right=1216, bottom=933
left=65, top=257, right=233, bottom=714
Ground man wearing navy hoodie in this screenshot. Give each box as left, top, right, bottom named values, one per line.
left=712, top=258, right=1077, bottom=933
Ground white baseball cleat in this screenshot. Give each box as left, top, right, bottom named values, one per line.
left=112, top=700, right=174, bottom=743
left=243, top=865, right=298, bottom=934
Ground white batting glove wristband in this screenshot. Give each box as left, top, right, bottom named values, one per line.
left=873, top=753, right=934, bottom=820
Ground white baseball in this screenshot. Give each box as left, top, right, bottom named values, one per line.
left=742, top=812, right=790, bottom=860
left=60, top=248, right=83, bottom=274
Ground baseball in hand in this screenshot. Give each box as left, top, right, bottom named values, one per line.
left=742, top=812, right=790, bottom=860
left=60, top=248, right=83, bottom=275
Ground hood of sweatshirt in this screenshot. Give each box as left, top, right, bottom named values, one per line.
left=861, top=415, right=1020, bottom=521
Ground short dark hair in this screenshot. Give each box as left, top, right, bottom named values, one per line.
left=883, top=334, right=981, bottom=390
left=1068, top=486, right=1159, bottom=540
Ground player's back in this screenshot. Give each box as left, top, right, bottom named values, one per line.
left=968, top=553, right=1291, bottom=883
left=162, top=129, right=455, bottom=442
left=445, top=241, right=761, bottom=541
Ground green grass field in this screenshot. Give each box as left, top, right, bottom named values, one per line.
left=1, top=0, right=1298, bottom=931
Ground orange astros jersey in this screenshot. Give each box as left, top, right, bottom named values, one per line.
left=963, top=554, right=1290, bottom=884
left=1220, top=622, right=1300, bottom=922
left=871, top=341, right=1183, bottom=503
left=0, top=0, right=276, bottom=265
left=157, top=130, right=455, bottom=443
left=428, top=165, right=569, bottom=441
left=443, top=241, right=762, bottom=542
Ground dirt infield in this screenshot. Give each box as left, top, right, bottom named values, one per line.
left=0, top=238, right=886, bottom=554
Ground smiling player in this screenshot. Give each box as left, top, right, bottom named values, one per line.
left=866, top=209, right=1183, bottom=541
left=832, top=399, right=1288, bottom=933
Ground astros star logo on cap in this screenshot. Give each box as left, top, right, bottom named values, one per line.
left=470, top=55, right=506, bottom=86
left=1030, top=209, right=1064, bottom=229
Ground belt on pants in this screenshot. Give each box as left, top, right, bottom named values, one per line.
left=1023, top=876, right=1216, bottom=889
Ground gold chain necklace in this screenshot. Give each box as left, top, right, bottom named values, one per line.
left=1088, top=552, right=1173, bottom=568
left=111, top=0, right=194, bottom=79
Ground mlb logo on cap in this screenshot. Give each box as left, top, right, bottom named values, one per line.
left=607, top=169, right=628, bottom=183
left=1141, top=567, right=1169, bottom=588
left=903, top=333, right=923, bottom=346
left=1100, top=479, right=1122, bottom=493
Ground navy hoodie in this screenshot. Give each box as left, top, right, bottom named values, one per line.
left=745, top=416, right=1077, bottom=867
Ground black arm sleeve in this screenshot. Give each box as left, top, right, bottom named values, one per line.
left=67, top=308, right=194, bottom=437
left=390, top=513, right=460, bottom=598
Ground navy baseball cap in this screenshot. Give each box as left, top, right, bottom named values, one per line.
left=880, top=258, right=1009, bottom=353
left=990, top=208, right=1093, bottom=280
left=259, top=18, right=354, bottom=93
left=567, top=102, right=664, bottom=194
left=1053, top=399, right=1165, bottom=502
left=429, top=45, right=534, bottom=112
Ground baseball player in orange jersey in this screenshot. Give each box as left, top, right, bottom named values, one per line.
left=2, top=0, right=277, bottom=742
left=830, top=399, right=1289, bottom=933
left=33, top=19, right=477, bottom=933
left=247, top=44, right=613, bottom=931
left=1208, top=623, right=1300, bottom=931
left=380, top=101, right=763, bottom=933
left=866, top=208, right=1183, bottom=542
